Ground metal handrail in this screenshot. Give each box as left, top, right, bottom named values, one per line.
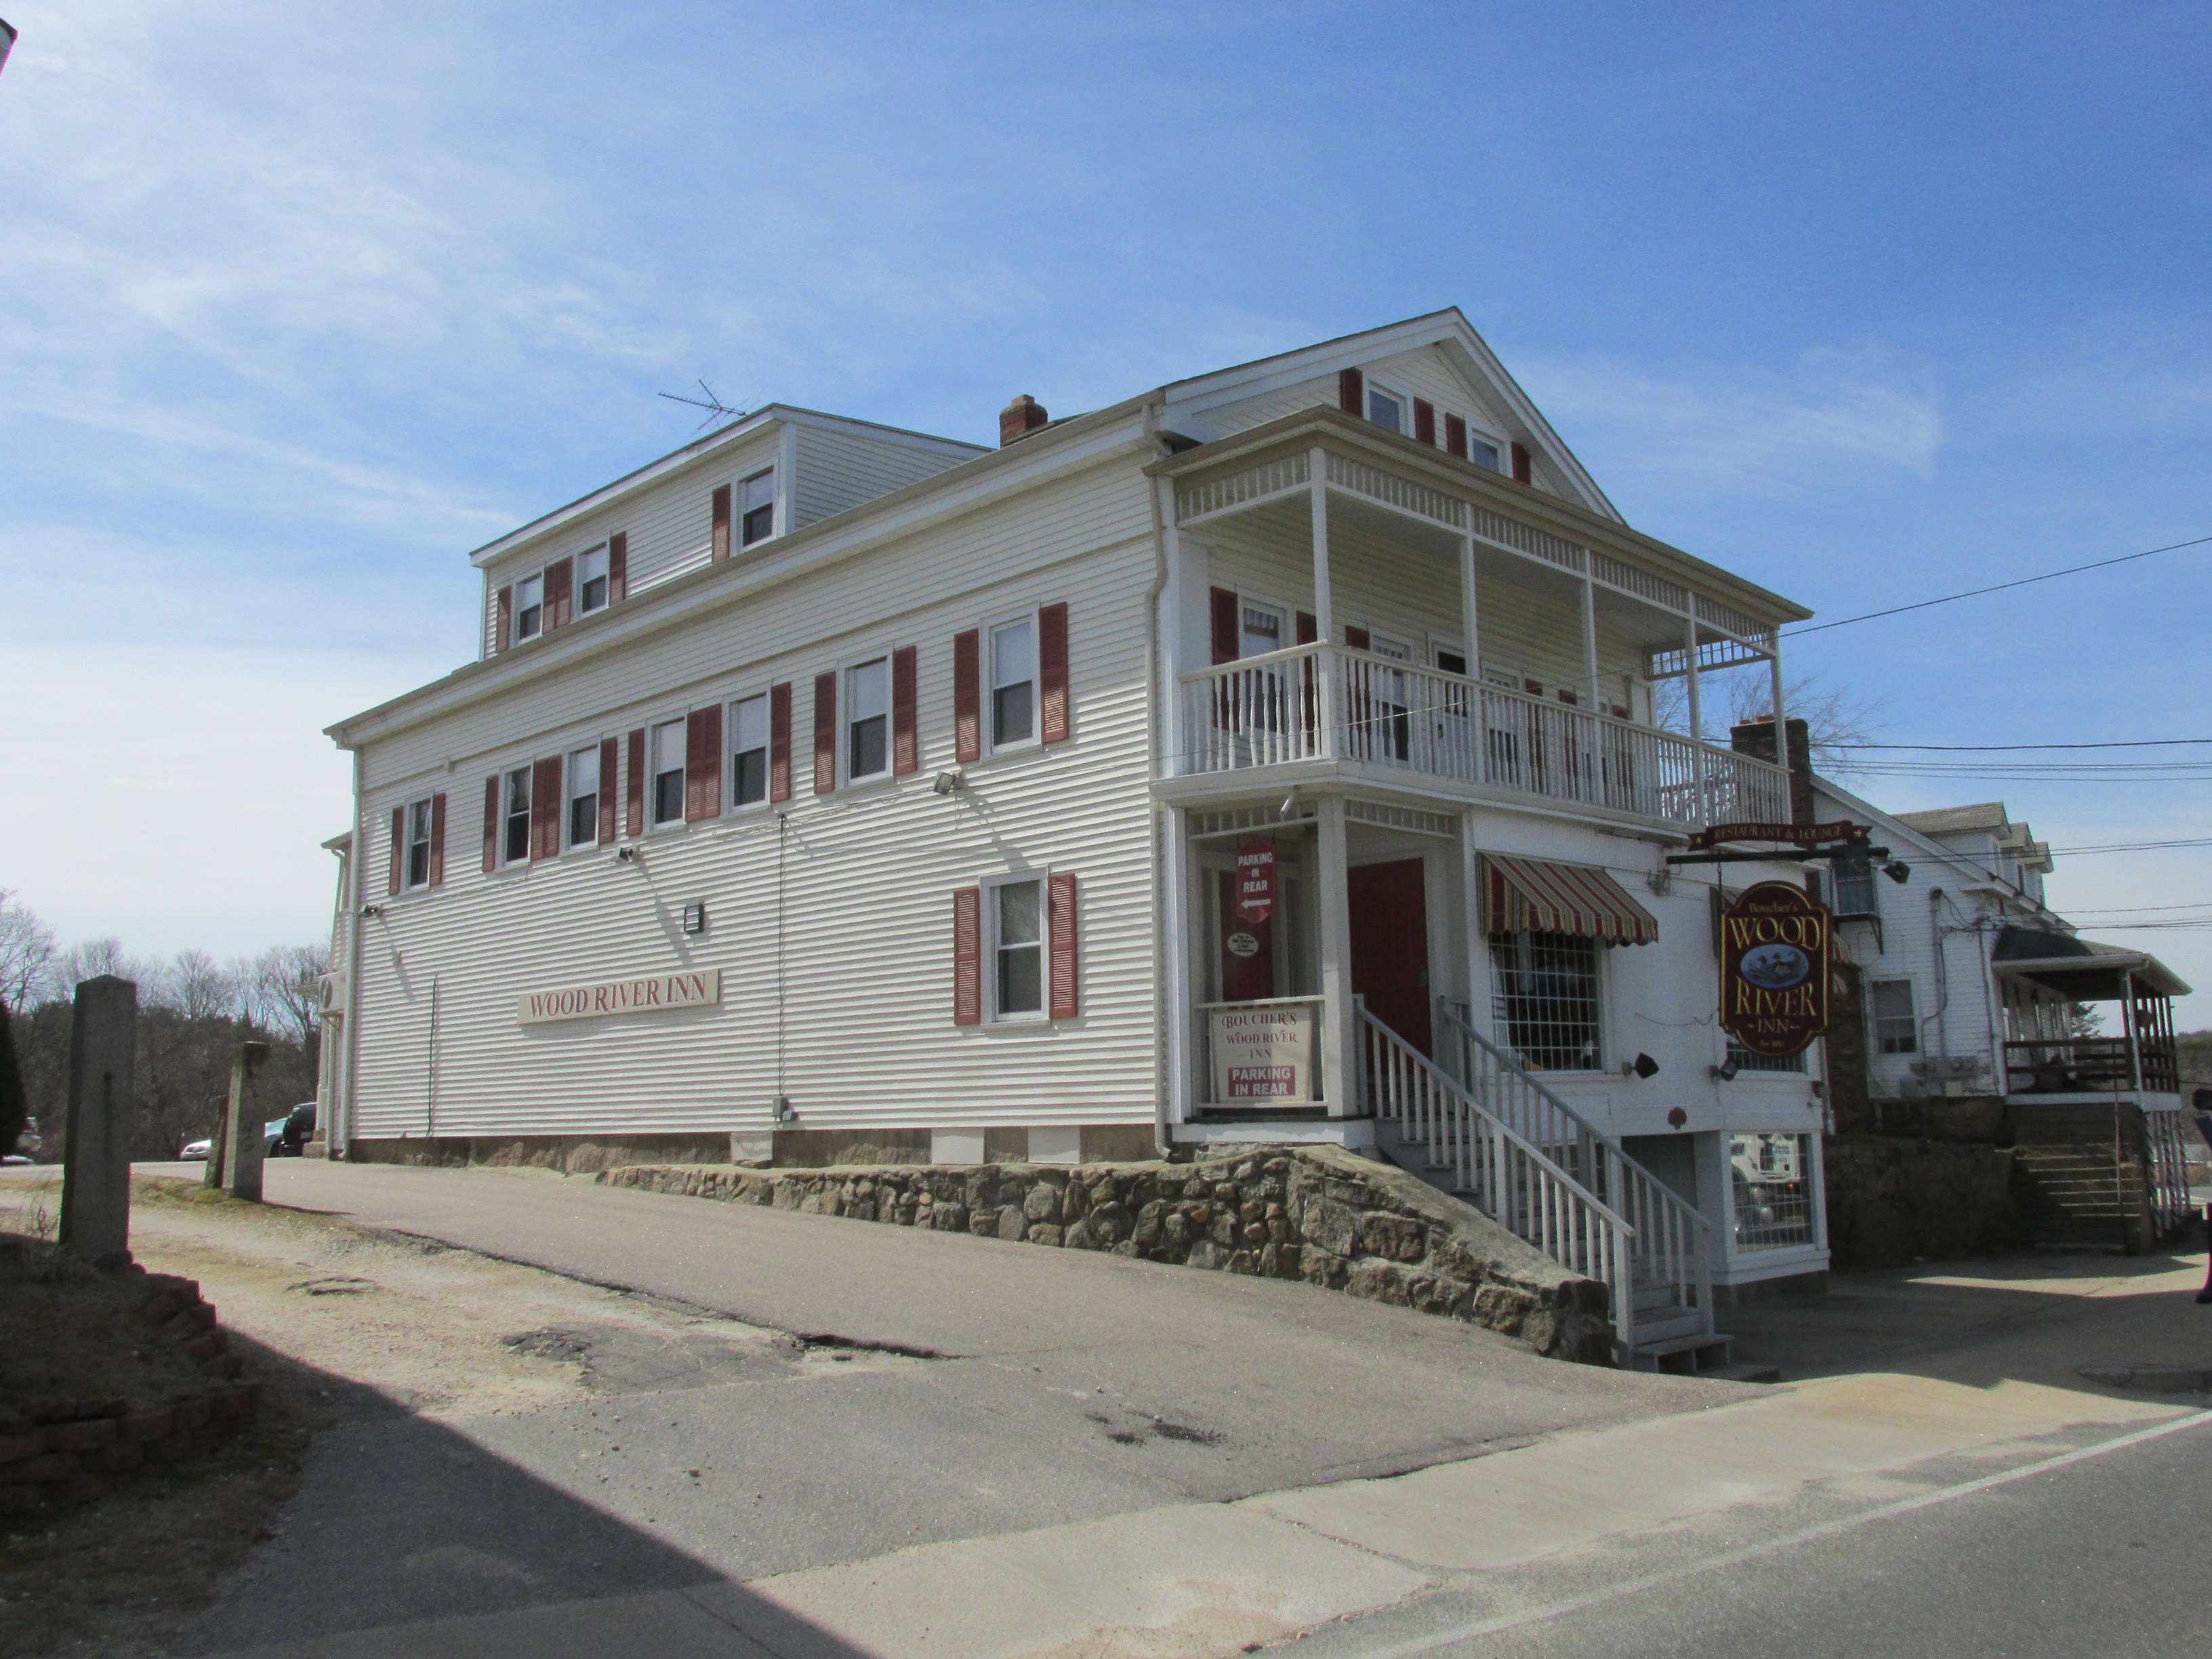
left=1356, top=1005, right=1638, bottom=1351
left=1435, top=1002, right=1713, bottom=1335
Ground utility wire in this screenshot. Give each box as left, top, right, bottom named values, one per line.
left=1780, top=533, right=2212, bottom=638
left=2047, top=838, right=2212, bottom=855
left=1832, top=739, right=2212, bottom=751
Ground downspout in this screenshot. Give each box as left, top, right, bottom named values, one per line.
left=1142, top=398, right=1175, bottom=1161
left=340, top=747, right=368, bottom=1158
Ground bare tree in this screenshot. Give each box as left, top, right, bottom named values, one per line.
left=243, top=943, right=329, bottom=1046
left=0, top=890, right=57, bottom=1010
left=1654, top=671, right=1890, bottom=776
left=166, top=949, right=238, bottom=1021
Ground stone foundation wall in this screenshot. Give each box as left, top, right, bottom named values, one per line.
left=600, top=1145, right=1614, bottom=1364
left=1824, top=1139, right=2030, bottom=1270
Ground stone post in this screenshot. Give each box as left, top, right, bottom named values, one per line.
left=58, top=976, right=138, bottom=1265
left=219, top=1041, right=270, bottom=1202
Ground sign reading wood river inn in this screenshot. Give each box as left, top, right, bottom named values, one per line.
left=1717, top=883, right=1831, bottom=1058
left=518, top=969, right=720, bottom=1026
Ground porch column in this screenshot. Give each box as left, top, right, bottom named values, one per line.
left=1155, top=477, right=1187, bottom=777
left=1315, top=795, right=1356, bottom=1118
left=1580, top=575, right=1601, bottom=708
left=1458, top=533, right=1479, bottom=670
left=1768, top=639, right=1788, bottom=783
left=1309, top=447, right=1338, bottom=758
left=1460, top=812, right=1494, bottom=1042
left=1683, top=617, right=1706, bottom=815
left=2121, top=973, right=2140, bottom=1090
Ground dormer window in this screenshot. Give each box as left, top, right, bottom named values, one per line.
left=577, top=546, right=610, bottom=614
left=1366, top=386, right=1406, bottom=433
left=514, top=574, right=544, bottom=641
left=741, top=468, right=776, bottom=546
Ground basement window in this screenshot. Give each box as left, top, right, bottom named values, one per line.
left=1731, top=1132, right=1816, bottom=1252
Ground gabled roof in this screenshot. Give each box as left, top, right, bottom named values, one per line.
left=1159, top=308, right=1622, bottom=523
left=1894, top=802, right=2010, bottom=836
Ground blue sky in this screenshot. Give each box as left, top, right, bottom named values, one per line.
left=3, top=2, right=2210, bottom=1015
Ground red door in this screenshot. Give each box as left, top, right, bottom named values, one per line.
left=1348, top=858, right=1431, bottom=1054
left=1217, top=870, right=1275, bottom=1002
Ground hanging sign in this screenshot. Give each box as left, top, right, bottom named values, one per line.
left=1717, top=883, right=1831, bottom=1057
left=1209, top=1003, right=1316, bottom=1103
left=1234, top=837, right=1277, bottom=924
left=1687, top=821, right=1870, bottom=853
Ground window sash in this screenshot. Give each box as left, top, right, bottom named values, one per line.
left=515, top=575, right=544, bottom=639
left=502, top=769, right=531, bottom=863
left=741, top=468, right=775, bottom=544
left=991, top=619, right=1035, bottom=745
left=848, top=659, right=889, bottom=777
left=567, top=747, right=600, bottom=847
left=1487, top=930, right=1602, bottom=1071
left=651, top=720, right=686, bottom=824
left=1731, top=1132, right=1816, bottom=1252
left=996, top=879, right=1044, bottom=1017
left=405, top=799, right=433, bottom=888
left=577, top=547, right=609, bottom=613
left=1366, top=388, right=1404, bottom=432
left=731, top=695, right=769, bottom=806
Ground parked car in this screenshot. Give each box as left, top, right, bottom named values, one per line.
left=180, top=1138, right=212, bottom=1160
left=266, top=1102, right=317, bottom=1158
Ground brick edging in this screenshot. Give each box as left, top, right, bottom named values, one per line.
left=0, top=1273, right=261, bottom=1516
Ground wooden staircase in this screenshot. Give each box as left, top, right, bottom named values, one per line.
left=1362, top=1002, right=1736, bottom=1372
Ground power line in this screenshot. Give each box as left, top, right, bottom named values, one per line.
left=2047, top=838, right=2212, bottom=855
left=1781, top=532, right=2212, bottom=638
left=1833, top=739, right=2212, bottom=751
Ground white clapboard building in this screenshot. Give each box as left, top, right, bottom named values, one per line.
left=320, top=310, right=1837, bottom=1334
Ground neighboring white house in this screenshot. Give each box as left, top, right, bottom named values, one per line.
left=321, top=310, right=1843, bottom=1353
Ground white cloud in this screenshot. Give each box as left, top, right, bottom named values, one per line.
left=1515, top=348, right=1946, bottom=501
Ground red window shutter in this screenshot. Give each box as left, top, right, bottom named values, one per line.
left=1413, top=399, right=1436, bottom=445
left=892, top=645, right=920, bottom=775
left=531, top=756, right=561, bottom=859
left=1296, top=611, right=1317, bottom=644
left=495, top=586, right=513, bottom=653
left=625, top=729, right=645, bottom=836
left=428, top=793, right=447, bottom=887
left=1048, top=872, right=1079, bottom=1019
left=1511, top=441, right=1532, bottom=484
left=711, top=485, right=732, bottom=562
left=481, top=776, right=498, bottom=874
left=686, top=705, right=724, bottom=822
left=769, top=682, right=793, bottom=802
left=1444, top=415, right=1469, bottom=460
left=388, top=807, right=403, bottom=897
left=1210, top=587, right=1239, bottom=665
left=813, top=671, right=837, bottom=794
left=1039, top=601, right=1070, bottom=744
left=1345, top=626, right=1371, bottom=651
left=545, top=558, right=573, bottom=631
left=953, top=630, right=982, bottom=763
left=597, top=737, right=617, bottom=843
left=952, top=886, right=983, bottom=1026
left=608, top=532, right=628, bottom=605
left=1338, top=367, right=1364, bottom=415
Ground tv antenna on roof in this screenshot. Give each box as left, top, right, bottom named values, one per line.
left=658, top=379, right=753, bottom=431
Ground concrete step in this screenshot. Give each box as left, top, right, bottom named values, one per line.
left=1634, top=1306, right=1708, bottom=1345
left=1629, top=1330, right=1734, bottom=1374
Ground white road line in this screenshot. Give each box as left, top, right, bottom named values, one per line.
left=1336, top=1407, right=2212, bottom=1658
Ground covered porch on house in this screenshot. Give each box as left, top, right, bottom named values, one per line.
left=1154, top=413, right=1799, bottom=832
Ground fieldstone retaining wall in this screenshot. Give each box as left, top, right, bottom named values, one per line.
left=601, top=1144, right=1614, bottom=1364
left=1, top=1272, right=261, bottom=1515
left=1823, top=1139, right=2030, bottom=1270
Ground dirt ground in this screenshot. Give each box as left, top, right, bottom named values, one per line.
left=0, top=1173, right=864, bottom=1658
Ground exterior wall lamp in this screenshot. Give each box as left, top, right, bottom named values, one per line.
left=357, top=904, right=384, bottom=919
left=1620, top=1053, right=1660, bottom=1079
left=932, top=770, right=966, bottom=796
left=1710, top=1057, right=1742, bottom=1082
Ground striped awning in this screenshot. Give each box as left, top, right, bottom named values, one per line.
left=1484, top=854, right=1658, bottom=946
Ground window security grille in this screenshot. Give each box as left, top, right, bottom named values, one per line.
left=1732, top=1132, right=1816, bottom=1250
left=1725, top=1038, right=1807, bottom=1074
left=1487, top=930, right=1601, bottom=1071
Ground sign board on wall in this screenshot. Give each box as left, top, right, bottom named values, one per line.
left=1234, top=837, right=1277, bottom=924
left=518, top=968, right=721, bottom=1026
left=1717, top=883, right=1831, bottom=1057
left=1208, top=1003, right=1316, bottom=1103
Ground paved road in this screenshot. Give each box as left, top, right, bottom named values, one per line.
left=117, top=1160, right=1742, bottom=1654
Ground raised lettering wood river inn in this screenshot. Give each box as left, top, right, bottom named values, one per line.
left=318, top=311, right=1836, bottom=1363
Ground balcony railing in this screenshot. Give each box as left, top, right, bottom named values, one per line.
left=1178, top=643, right=1790, bottom=827
left=2005, top=1036, right=2179, bottom=1096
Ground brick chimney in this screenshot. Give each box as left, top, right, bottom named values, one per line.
left=999, top=394, right=1050, bottom=447
left=1730, top=715, right=1814, bottom=823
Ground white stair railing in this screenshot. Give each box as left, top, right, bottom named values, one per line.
left=1435, top=1002, right=1713, bottom=1334
left=1357, top=1005, right=1638, bottom=1352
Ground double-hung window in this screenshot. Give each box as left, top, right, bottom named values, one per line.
left=740, top=468, right=776, bottom=546
left=1488, top=930, right=1602, bottom=1071
left=501, top=767, right=531, bottom=864
left=990, top=618, right=1035, bottom=747
left=566, top=745, right=600, bottom=848
left=514, top=573, right=544, bottom=641
left=651, top=720, right=687, bottom=826
left=994, top=878, right=1044, bottom=1019
left=848, top=657, right=889, bottom=780
left=1872, top=979, right=1918, bottom=1054
left=731, top=694, right=769, bottom=807
left=403, top=799, right=434, bottom=890
left=577, top=546, right=610, bottom=615
left=1366, top=385, right=1407, bottom=432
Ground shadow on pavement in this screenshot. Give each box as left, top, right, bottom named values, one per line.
left=1723, top=1242, right=2212, bottom=1391
left=180, top=1345, right=867, bottom=1658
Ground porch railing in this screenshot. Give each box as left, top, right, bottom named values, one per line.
left=1179, top=643, right=1790, bottom=827
left=2003, top=1037, right=2157, bottom=1094
left=1356, top=1005, right=1639, bottom=1353
left=1435, top=1003, right=1712, bottom=1329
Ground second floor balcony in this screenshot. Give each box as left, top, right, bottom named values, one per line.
left=1178, top=642, right=1790, bottom=825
